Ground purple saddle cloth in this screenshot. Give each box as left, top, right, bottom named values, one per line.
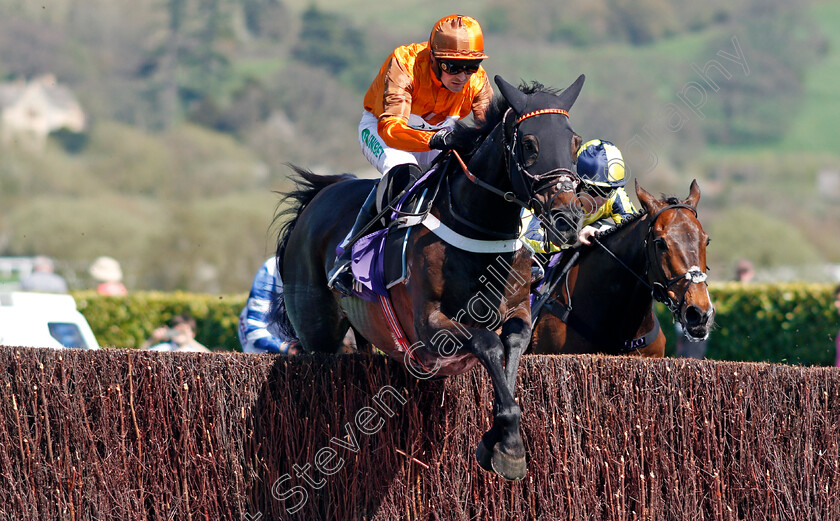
left=349, top=229, right=389, bottom=302
left=340, top=163, right=441, bottom=302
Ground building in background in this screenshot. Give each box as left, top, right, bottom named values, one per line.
left=0, top=74, right=85, bottom=151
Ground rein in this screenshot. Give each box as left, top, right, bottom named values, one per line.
left=451, top=149, right=528, bottom=210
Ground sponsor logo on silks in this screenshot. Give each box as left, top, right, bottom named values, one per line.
left=361, top=128, right=385, bottom=160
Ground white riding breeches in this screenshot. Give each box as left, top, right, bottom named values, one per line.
left=358, top=110, right=458, bottom=176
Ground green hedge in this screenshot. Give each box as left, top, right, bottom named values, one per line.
left=72, top=291, right=245, bottom=351
left=75, top=283, right=840, bottom=365
left=656, top=282, right=838, bottom=366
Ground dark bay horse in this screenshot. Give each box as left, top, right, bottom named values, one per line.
left=530, top=180, right=715, bottom=356
left=273, top=75, right=586, bottom=480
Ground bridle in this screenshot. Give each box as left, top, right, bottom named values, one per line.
left=592, top=203, right=707, bottom=317
left=644, top=203, right=708, bottom=316
left=505, top=108, right=580, bottom=209
left=450, top=106, right=580, bottom=230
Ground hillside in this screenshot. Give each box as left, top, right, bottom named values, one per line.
left=0, top=0, right=837, bottom=291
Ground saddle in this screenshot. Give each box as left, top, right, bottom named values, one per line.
left=348, top=163, right=445, bottom=302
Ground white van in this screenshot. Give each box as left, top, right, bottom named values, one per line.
left=0, top=292, right=100, bottom=349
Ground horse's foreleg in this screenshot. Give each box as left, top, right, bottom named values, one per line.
left=500, top=315, right=530, bottom=393
left=420, top=310, right=527, bottom=479
left=468, top=329, right=527, bottom=481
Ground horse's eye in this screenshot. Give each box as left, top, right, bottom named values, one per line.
left=654, top=238, right=667, bottom=250
left=521, top=135, right=539, bottom=167
left=706, top=237, right=711, bottom=246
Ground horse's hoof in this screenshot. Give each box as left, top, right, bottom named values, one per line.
left=474, top=439, right=494, bottom=473
left=490, top=447, right=527, bottom=481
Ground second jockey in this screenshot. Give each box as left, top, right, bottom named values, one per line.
left=523, top=138, right=637, bottom=255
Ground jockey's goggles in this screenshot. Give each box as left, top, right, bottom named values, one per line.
left=580, top=182, right=613, bottom=198
left=439, top=59, right=482, bottom=75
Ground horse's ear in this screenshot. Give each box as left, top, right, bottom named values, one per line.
left=557, top=74, right=585, bottom=111
left=495, top=75, right=528, bottom=114
left=685, top=179, right=701, bottom=208
left=635, top=179, right=660, bottom=213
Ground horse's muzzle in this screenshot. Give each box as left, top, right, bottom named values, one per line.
left=544, top=207, right=583, bottom=247
left=682, top=304, right=715, bottom=341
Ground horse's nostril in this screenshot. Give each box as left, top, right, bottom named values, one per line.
left=684, top=305, right=706, bottom=326
left=550, top=219, right=572, bottom=233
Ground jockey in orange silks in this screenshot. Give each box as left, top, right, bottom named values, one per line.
left=327, top=14, right=494, bottom=295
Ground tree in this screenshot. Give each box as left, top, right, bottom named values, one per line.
left=293, top=6, right=367, bottom=78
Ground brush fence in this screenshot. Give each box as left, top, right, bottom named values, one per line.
left=1, top=347, right=838, bottom=520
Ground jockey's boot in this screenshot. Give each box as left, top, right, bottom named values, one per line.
left=382, top=163, right=422, bottom=203
left=327, top=184, right=380, bottom=295
left=327, top=163, right=423, bottom=295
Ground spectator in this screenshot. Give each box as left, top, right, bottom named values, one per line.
left=89, top=256, right=128, bottom=296
left=734, top=258, right=755, bottom=283
left=238, top=257, right=299, bottom=354
left=141, top=313, right=210, bottom=353
left=19, top=255, right=68, bottom=293
left=834, top=284, right=840, bottom=368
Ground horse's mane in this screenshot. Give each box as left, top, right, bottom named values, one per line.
left=593, top=210, right=648, bottom=241
left=594, top=194, right=683, bottom=241
left=450, top=82, right=562, bottom=158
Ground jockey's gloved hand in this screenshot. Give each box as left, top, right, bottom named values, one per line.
left=429, top=129, right=455, bottom=150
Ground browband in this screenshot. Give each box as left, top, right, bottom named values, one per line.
left=515, top=108, right=569, bottom=125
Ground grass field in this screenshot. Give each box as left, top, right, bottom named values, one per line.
left=778, top=1, right=840, bottom=153
left=697, top=1, right=840, bottom=159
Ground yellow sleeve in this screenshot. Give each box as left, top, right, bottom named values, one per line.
left=583, top=203, right=608, bottom=226
left=520, top=212, right=564, bottom=253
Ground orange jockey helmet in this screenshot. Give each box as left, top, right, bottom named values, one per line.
left=428, top=15, right=488, bottom=78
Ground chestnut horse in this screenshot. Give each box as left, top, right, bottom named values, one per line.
left=530, top=180, right=715, bottom=356
left=273, top=75, right=586, bottom=480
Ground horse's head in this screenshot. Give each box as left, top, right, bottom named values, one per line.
left=495, top=75, right=585, bottom=246
left=636, top=179, right=715, bottom=341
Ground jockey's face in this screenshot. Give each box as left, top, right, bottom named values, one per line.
left=581, top=183, right=612, bottom=199
left=440, top=69, right=470, bottom=92
left=436, top=59, right=481, bottom=92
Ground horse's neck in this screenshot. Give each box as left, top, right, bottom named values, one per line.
left=437, top=131, right=522, bottom=237
left=601, top=215, right=649, bottom=270
left=581, top=215, right=651, bottom=312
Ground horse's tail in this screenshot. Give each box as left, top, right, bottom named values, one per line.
left=270, top=164, right=355, bottom=338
